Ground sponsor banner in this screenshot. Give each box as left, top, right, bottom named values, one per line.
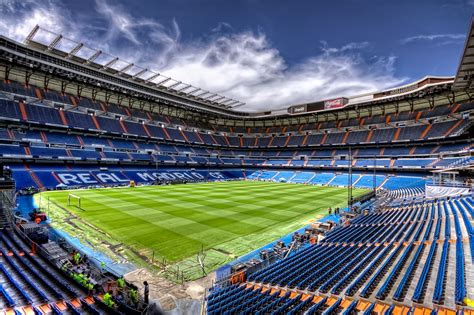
left=425, top=185, right=471, bottom=198
left=324, top=97, right=348, bottom=109
left=52, top=170, right=227, bottom=187
left=288, top=104, right=307, bottom=114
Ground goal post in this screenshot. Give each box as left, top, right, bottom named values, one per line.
left=68, top=194, right=82, bottom=209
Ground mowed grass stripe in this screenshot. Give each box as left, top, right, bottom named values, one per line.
left=41, top=181, right=367, bottom=262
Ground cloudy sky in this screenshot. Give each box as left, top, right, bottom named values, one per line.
left=0, top=0, right=471, bottom=111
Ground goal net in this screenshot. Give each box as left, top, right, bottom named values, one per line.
left=67, top=194, right=82, bottom=209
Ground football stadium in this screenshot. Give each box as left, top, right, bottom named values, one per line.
left=0, top=2, right=473, bottom=315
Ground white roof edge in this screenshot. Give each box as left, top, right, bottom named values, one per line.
left=369, top=75, right=454, bottom=96
left=256, top=75, right=455, bottom=116
left=348, top=76, right=454, bottom=106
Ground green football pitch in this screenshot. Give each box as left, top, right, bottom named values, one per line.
left=37, top=181, right=368, bottom=279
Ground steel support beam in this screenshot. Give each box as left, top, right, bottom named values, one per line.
left=48, top=34, right=63, bottom=50
left=86, top=50, right=102, bottom=64
left=103, top=57, right=119, bottom=69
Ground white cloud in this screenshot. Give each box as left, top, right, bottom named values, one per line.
left=0, top=0, right=406, bottom=112
left=161, top=36, right=405, bottom=111
left=401, top=33, right=465, bottom=45
left=0, top=0, right=71, bottom=41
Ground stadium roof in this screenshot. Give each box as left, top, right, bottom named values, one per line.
left=0, top=20, right=472, bottom=121
left=453, top=16, right=474, bottom=91
left=24, top=25, right=246, bottom=110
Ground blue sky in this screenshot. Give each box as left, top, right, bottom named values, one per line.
left=0, top=0, right=471, bottom=111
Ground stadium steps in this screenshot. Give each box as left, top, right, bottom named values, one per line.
left=431, top=145, right=441, bottom=154
left=76, top=135, right=85, bottom=146
left=465, top=240, right=474, bottom=300
left=393, top=128, right=401, bottom=141
left=0, top=216, right=8, bottom=229
left=427, top=158, right=440, bottom=167
left=208, top=134, right=219, bottom=145
left=195, top=130, right=205, bottom=144
left=59, top=110, right=68, bottom=126
left=180, top=130, right=190, bottom=143
left=321, top=133, right=328, bottom=144
left=302, top=134, right=309, bottom=146
left=363, top=244, right=407, bottom=301
left=450, top=201, right=471, bottom=238
left=29, top=171, right=44, bottom=190
left=420, top=124, right=432, bottom=139
left=90, top=115, right=101, bottom=130
left=442, top=243, right=457, bottom=309
left=0, top=232, right=91, bottom=313
left=0, top=248, right=49, bottom=304
left=40, top=131, right=48, bottom=143
left=142, top=124, right=152, bottom=137
left=408, top=219, right=426, bottom=243
left=5, top=231, right=85, bottom=295
left=444, top=119, right=464, bottom=137
left=119, top=120, right=128, bottom=134
left=385, top=243, right=424, bottom=304
left=402, top=243, right=430, bottom=304
left=18, top=101, right=28, bottom=120
left=366, top=129, right=373, bottom=142
left=342, top=131, right=350, bottom=144
left=269, top=172, right=280, bottom=180
left=422, top=243, right=444, bottom=306
left=416, top=208, right=433, bottom=241
left=348, top=244, right=398, bottom=300
left=306, top=173, right=317, bottom=184
left=377, top=177, right=389, bottom=189
left=0, top=263, right=33, bottom=307
left=0, top=235, right=68, bottom=300
left=123, top=107, right=132, bottom=117
left=448, top=215, right=457, bottom=241
left=351, top=175, right=362, bottom=187
left=69, top=95, right=78, bottom=107
left=325, top=174, right=337, bottom=186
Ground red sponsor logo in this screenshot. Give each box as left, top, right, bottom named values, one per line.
left=324, top=98, right=346, bottom=109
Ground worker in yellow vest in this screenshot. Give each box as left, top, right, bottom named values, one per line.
left=129, top=288, right=138, bottom=306
left=117, top=277, right=125, bottom=289
left=73, top=251, right=81, bottom=265
left=465, top=297, right=474, bottom=307
left=104, top=291, right=115, bottom=308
